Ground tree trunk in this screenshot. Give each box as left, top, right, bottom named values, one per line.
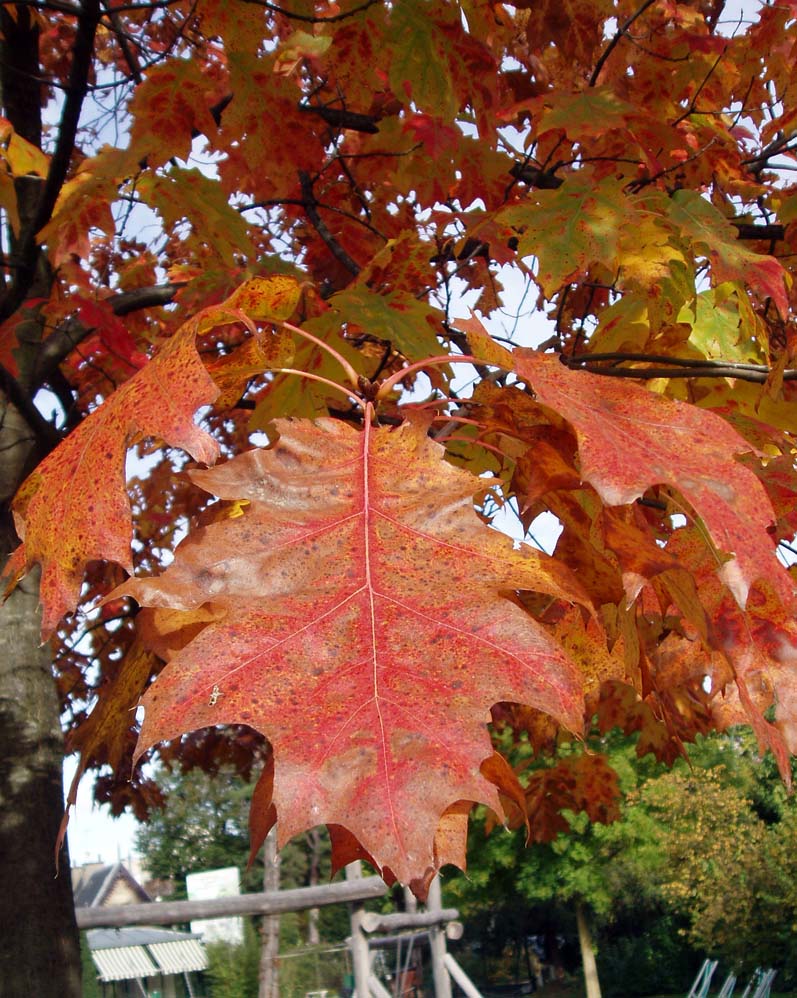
left=0, top=564, right=82, bottom=998
left=0, top=7, right=85, bottom=992
left=575, top=901, right=602, bottom=998
left=258, top=825, right=280, bottom=998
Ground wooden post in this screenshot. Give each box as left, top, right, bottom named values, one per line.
left=426, top=876, right=452, bottom=998
left=346, top=863, right=372, bottom=998
left=259, top=826, right=280, bottom=998
left=575, top=902, right=602, bottom=998
left=443, top=954, right=483, bottom=998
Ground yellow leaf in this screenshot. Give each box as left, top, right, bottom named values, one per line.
left=0, top=117, right=49, bottom=177
left=225, top=275, right=302, bottom=322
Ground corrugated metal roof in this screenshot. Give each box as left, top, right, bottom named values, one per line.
left=92, top=945, right=159, bottom=982
left=88, top=927, right=203, bottom=950
left=88, top=931, right=208, bottom=983
left=149, top=940, right=208, bottom=974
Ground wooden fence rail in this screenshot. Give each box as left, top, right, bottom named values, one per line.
left=75, top=876, right=389, bottom=929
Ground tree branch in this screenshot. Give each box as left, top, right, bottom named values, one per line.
left=732, top=222, right=785, bottom=241
left=299, top=104, right=380, bottom=134
left=564, top=352, right=797, bottom=384
left=237, top=0, right=379, bottom=24
left=744, top=135, right=797, bottom=175
left=509, top=163, right=563, bottom=189
left=33, top=282, right=185, bottom=387
left=589, top=0, right=659, bottom=86
left=298, top=170, right=361, bottom=276
left=0, top=364, right=62, bottom=450
left=0, top=0, right=101, bottom=325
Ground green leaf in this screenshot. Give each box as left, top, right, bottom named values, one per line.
left=324, top=285, right=443, bottom=360
left=669, top=191, right=790, bottom=317
left=679, top=285, right=762, bottom=363
left=138, top=169, right=256, bottom=268
left=535, top=87, right=637, bottom=143
left=388, top=4, right=456, bottom=118
left=499, top=172, right=629, bottom=296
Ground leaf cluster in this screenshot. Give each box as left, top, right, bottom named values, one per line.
left=2, top=0, right=797, bottom=890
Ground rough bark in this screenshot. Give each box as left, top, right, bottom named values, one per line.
left=0, top=374, right=81, bottom=998
left=258, top=826, right=281, bottom=998
left=0, top=6, right=84, bottom=994
left=575, top=901, right=602, bottom=998
left=0, top=562, right=82, bottom=998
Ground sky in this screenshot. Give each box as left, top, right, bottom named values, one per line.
left=64, top=756, right=140, bottom=866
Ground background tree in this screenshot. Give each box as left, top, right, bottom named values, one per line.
left=135, top=764, right=351, bottom=997
left=446, top=729, right=797, bottom=995
left=135, top=763, right=266, bottom=897
left=446, top=732, right=683, bottom=996
left=3, top=1, right=797, bottom=995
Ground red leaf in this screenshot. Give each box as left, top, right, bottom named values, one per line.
left=76, top=299, right=148, bottom=371
left=116, top=415, right=587, bottom=884
left=515, top=350, right=794, bottom=611
left=2, top=309, right=223, bottom=634
left=4, top=278, right=300, bottom=635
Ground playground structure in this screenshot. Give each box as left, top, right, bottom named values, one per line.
left=687, top=959, right=776, bottom=998
left=76, top=862, right=483, bottom=997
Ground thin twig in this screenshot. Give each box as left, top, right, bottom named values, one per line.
left=298, top=171, right=361, bottom=276
left=238, top=0, right=379, bottom=23
left=281, top=321, right=361, bottom=389
left=589, top=0, right=659, bottom=86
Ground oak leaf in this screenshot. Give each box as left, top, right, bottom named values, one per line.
left=58, top=640, right=157, bottom=860
left=116, top=415, right=588, bottom=884
left=669, top=190, right=790, bottom=317
left=515, top=350, right=794, bottom=611
left=3, top=278, right=300, bottom=636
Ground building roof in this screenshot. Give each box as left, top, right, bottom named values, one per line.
left=88, top=927, right=203, bottom=950
left=72, top=862, right=151, bottom=908
left=86, top=927, right=207, bottom=983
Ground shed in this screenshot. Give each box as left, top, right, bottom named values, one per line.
left=86, top=926, right=208, bottom=998
left=73, top=862, right=208, bottom=997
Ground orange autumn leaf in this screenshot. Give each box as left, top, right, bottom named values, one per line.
left=4, top=278, right=301, bottom=635
left=3, top=314, right=220, bottom=637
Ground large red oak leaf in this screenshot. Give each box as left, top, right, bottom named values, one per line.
left=516, top=350, right=795, bottom=611
left=117, top=415, right=586, bottom=885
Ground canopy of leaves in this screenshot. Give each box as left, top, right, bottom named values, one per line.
left=2, top=0, right=797, bottom=891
